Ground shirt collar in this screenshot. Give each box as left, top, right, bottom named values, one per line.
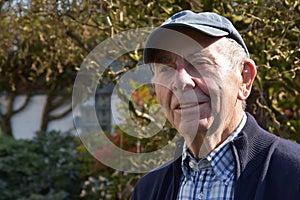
left=181, top=113, right=247, bottom=183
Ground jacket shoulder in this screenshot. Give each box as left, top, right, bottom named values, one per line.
left=131, top=159, right=175, bottom=200
left=264, top=138, right=300, bottom=198
left=271, top=138, right=300, bottom=168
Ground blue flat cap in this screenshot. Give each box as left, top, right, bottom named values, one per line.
left=144, top=10, right=249, bottom=60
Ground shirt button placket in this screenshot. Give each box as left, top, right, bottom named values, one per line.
left=189, top=161, right=195, bottom=169
left=198, top=192, right=204, bottom=200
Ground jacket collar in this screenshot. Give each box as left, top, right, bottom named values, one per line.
left=231, top=112, right=278, bottom=179
left=172, top=112, right=279, bottom=199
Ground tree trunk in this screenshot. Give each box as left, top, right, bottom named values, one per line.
left=40, top=93, right=51, bottom=132
left=0, top=115, right=13, bottom=137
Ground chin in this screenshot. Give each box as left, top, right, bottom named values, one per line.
left=180, top=118, right=213, bottom=135
left=177, top=123, right=205, bottom=138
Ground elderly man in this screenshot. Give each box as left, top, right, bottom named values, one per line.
left=132, top=10, right=300, bottom=200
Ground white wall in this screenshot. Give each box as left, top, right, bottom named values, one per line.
left=7, top=95, right=75, bottom=139
left=2, top=94, right=121, bottom=139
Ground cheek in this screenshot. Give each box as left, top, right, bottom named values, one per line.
left=206, top=71, right=239, bottom=93
left=200, top=74, right=223, bottom=97
left=154, top=86, right=175, bottom=123
left=154, top=86, right=171, bottom=107
left=215, top=74, right=241, bottom=110
left=201, top=73, right=236, bottom=110
left=225, top=73, right=242, bottom=94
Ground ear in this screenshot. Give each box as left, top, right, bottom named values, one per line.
left=238, top=59, right=257, bottom=100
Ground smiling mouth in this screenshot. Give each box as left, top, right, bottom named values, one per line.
left=172, top=99, right=208, bottom=110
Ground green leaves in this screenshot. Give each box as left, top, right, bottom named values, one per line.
left=0, top=131, right=82, bottom=200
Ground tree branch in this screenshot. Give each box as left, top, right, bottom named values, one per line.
left=12, top=93, right=32, bottom=114
left=51, top=92, right=71, bottom=111
left=66, top=29, right=91, bottom=53
left=48, top=105, right=72, bottom=121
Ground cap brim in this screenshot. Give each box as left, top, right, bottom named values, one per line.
left=161, top=23, right=229, bottom=37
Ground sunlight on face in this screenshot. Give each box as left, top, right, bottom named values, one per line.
left=151, top=29, right=244, bottom=145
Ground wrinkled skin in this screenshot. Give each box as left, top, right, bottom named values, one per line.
left=151, top=27, right=256, bottom=159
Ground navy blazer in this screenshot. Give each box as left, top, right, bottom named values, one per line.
left=132, top=113, right=300, bottom=200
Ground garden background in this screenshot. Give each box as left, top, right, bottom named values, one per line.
left=0, top=0, right=299, bottom=199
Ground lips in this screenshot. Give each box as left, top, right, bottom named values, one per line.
left=179, top=103, right=199, bottom=109
left=173, top=101, right=207, bottom=110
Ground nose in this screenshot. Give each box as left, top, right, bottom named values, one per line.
left=172, top=67, right=195, bottom=91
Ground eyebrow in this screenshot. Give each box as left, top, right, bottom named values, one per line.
left=147, top=47, right=215, bottom=68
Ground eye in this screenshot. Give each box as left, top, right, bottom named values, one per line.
left=191, top=59, right=208, bottom=67
left=186, top=59, right=212, bottom=75
left=157, top=65, right=173, bottom=73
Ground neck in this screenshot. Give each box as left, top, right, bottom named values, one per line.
left=185, top=111, right=245, bottom=160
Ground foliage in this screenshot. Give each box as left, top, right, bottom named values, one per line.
left=1, top=0, right=298, bottom=141
left=76, top=129, right=143, bottom=200
left=80, top=175, right=116, bottom=199
left=77, top=82, right=177, bottom=199
left=247, top=1, right=300, bottom=141
left=0, top=131, right=83, bottom=200
left=0, top=0, right=299, bottom=199
left=208, top=0, right=300, bottom=141
left=79, top=170, right=141, bottom=200
left=99, top=0, right=300, bottom=143
left=0, top=0, right=81, bottom=135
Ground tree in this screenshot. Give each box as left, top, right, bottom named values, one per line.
left=95, top=0, right=300, bottom=143
left=0, top=0, right=200, bottom=137
left=0, top=0, right=102, bottom=136
left=214, top=0, right=300, bottom=142
left=0, top=0, right=299, bottom=142
left=0, top=1, right=73, bottom=135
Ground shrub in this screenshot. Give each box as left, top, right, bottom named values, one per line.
left=0, top=131, right=83, bottom=200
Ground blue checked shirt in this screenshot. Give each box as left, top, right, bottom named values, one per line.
left=177, top=114, right=247, bottom=200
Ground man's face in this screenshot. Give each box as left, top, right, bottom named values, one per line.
left=151, top=28, right=243, bottom=140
